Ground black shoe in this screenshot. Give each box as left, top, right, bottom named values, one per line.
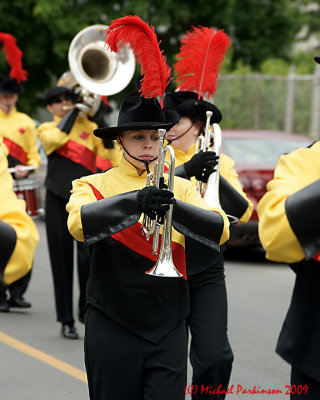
left=79, top=312, right=86, bottom=324
left=8, top=297, right=32, bottom=308
left=0, top=299, right=10, bottom=312
left=61, top=324, right=79, bottom=340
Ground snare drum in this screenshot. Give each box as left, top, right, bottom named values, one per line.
left=13, top=178, right=40, bottom=218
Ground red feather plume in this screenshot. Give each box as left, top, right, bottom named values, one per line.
left=174, top=26, right=230, bottom=99
left=0, top=33, right=28, bottom=83
left=105, top=15, right=171, bottom=107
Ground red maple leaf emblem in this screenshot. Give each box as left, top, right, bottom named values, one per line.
left=18, top=127, right=26, bottom=134
left=80, top=131, right=90, bottom=140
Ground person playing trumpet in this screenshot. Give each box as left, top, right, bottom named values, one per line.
left=163, top=26, right=253, bottom=400
left=66, top=94, right=230, bottom=400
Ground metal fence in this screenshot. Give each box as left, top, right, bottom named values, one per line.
left=215, top=64, right=320, bottom=138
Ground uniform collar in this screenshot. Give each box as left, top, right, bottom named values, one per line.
left=0, top=107, right=17, bottom=118
left=118, top=155, right=149, bottom=179
left=172, top=142, right=196, bottom=157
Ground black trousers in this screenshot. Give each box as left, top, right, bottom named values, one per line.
left=45, top=190, right=90, bottom=325
left=187, top=252, right=233, bottom=400
left=85, top=306, right=187, bottom=400
left=0, top=272, right=31, bottom=301
left=290, top=367, right=320, bottom=399
left=8, top=271, right=32, bottom=298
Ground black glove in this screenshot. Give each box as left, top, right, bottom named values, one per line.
left=137, top=186, right=174, bottom=221
left=57, top=108, right=79, bottom=134
left=184, top=151, right=219, bottom=182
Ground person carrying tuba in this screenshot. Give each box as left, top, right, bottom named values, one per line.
left=37, top=83, right=118, bottom=339
left=66, top=15, right=230, bottom=400
left=163, top=26, right=253, bottom=400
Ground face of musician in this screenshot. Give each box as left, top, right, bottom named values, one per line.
left=166, top=116, right=202, bottom=153
left=117, top=129, right=160, bottom=176
left=0, top=93, right=19, bottom=115
left=46, top=95, right=73, bottom=118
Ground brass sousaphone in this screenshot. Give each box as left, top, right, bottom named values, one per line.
left=58, top=24, right=136, bottom=113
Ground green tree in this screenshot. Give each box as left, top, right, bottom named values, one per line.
left=0, top=0, right=305, bottom=117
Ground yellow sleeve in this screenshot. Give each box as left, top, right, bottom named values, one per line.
left=37, top=122, right=69, bottom=155
left=220, top=153, right=253, bottom=223
left=66, top=178, right=99, bottom=242
left=0, top=142, right=39, bottom=284
left=257, top=151, right=310, bottom=263
left=25, top=119, right=41, bottom=167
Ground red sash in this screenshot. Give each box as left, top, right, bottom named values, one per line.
left=96, top=155, right=112, bottom=171
left=3, top=137, right=27, bottom=164
left=313, top=251, right=320, bottom=262
left=56, top=140, right=96, bottom=173
left=87, top=183, right=187, bottom=278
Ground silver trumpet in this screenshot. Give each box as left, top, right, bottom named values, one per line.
left=142, top=129, right=183, bottom=278
left=195, top=110, right=222, bottom=209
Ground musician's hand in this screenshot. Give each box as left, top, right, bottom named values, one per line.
left=184, top=151, right=219, bottom=182
left=137, top=186, right=174, bottom=220
left=14, top=165, right=29, bottom=180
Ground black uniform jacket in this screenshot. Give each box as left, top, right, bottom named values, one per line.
left=67, top=158, right=229, bottom=343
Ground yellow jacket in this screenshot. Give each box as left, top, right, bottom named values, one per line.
left=0, top=139, right=39, bottom=284
left=171, top=143, right=253, bottom=223
left=67, top=156, right=230, bottom=247
left=37, top=115, right=120, bottom=167
left=257, top=141, right=320, bottom=263
left=0, top=108, right=40, bottom=167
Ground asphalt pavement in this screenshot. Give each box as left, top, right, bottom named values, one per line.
left=0, top=221, right=295, bottom=400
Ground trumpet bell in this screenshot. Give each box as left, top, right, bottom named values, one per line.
left=146, top=252, right=183, bottom=278
left=68, top=24, right=135, bottom=96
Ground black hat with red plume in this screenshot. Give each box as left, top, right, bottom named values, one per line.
left=0, top=33, right=28, bottom=94
left=94, top=15, right=180, bottom=139
left=164, top=91, right=222, bottom=124
left=164, top=26, right=231, bottom=125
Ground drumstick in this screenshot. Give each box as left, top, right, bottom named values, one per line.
left=8, top=165, right=37, bottom=173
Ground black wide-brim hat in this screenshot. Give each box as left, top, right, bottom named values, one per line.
left=315, top=57, right=320, bottom=64
left=163, top=91, right=222, bottom=124
left=0, top=76, right=22, bottom=94
left=94, top=96, right=180, bottom=140
left=44, top=86, right=71, bottom=104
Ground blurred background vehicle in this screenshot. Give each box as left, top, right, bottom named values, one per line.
left=222, top=130, right=313, bottom=248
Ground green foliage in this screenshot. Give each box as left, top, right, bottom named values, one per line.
left=260, top=59, right=290, bottom=75
left=0, top=0, right=313, bottom=131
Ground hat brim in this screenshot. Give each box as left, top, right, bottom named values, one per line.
left=94, top=109, right=180, bottom=139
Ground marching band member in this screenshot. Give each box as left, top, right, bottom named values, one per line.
left=66, top=16, right=229, bottom=400
left=0, top=139, right=39, bottom=312
left=67, top=94, right=230, bottom=400
left=257, top=57, right=320, bottom=399
left=0, top=33, right=40, bottom=309
left=37, top=85, right=117, bottom=339
left=163, top=26, right=253, bottom=399
left=0, top=33, right=40, bottom=179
